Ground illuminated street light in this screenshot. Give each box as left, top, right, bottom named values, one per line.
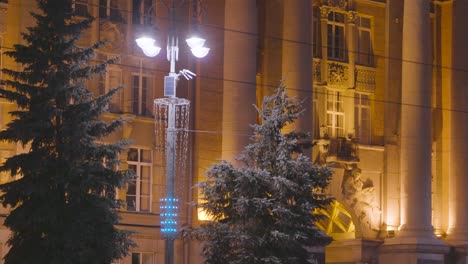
left=135, top=1, right=209, bottom=264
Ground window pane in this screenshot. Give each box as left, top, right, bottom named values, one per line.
left=128, top=148, right=139, bottom=162
left=327, top=25, right=333, bottom=58
left=140, top=196, right=150, bottom=212
left=140, top=179, right=150, bottom=196
left=127, top=180, right=136, bottom=195
left=142, top=77, right=148, bottom=116
left=360, top=17, right=371, bottom=28
left=132, top=253, right=140, bottom=264
left=133, top=76, right=140, bottom=115
left=132, top=0, right=141, bottom=24
left=141, top=166, right=150, bottom=181
left=141, top=149, right=151, bottom=162
left=335, top=12, right=345, bottom=23
left=126, top=196, right=136, bottom=211
left=99, top=74, right=105, bottom=95
left=99, top=0, right=107, bottom=18
left=359, top=31, right=372, bottom=65
left=142, top=253, right=153, bottom=264
left=336, top=27, right=345, bottom=60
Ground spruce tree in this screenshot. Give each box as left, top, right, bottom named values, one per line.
left=191, top=85, right=333, bottom=264
left=0, top=0, right=134, bottom=263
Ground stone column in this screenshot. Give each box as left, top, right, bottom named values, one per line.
left=222, top=0, right=257, bottom=163
left=282, top=0, right=312, bottom=134
left=379, top=2, right=447, bottom=263
left=447, top=0, right=468, bottom=248
left=398, top=0, right=434, bottom=240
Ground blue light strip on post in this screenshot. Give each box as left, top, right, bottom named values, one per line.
left=160, top=197, right=179, bottom=235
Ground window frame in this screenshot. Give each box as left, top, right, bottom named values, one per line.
left=131, top=72, right=153, bottom=117
left=354, top=93, right=371, bottom=145
left=327, top=11, right=347, bottom=61
left=132, top=0, right=153, bottom=25
left=356, top=16, right=373, bottom=66
left=126, top=147, right=153, bottom=213
left=131, top=252, right=154, bottom=264
left=99, top=65, right=123, bottom=113
left=99, top=0, right=124, bottom=22
left=71, top=0, right=89, bottom=17
left=326, top=89, right=345, bottom=138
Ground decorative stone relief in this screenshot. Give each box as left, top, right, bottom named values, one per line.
left=355, top=67, right=376, bottom=93
left=99, top=21, right=124, bottom=52
left=346, top=11, right=358, bottom=24
left=342, top=166, right=381, bottom=231
left=313, top=59, right=322, bottom=83
left=319, top=6, right=332, bottom=19
left=327, top=62, right=348, bottom=87
left=321, top=0, right=348, bottom=10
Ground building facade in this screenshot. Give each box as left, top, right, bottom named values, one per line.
left=0, top=0, right=467, bottom=263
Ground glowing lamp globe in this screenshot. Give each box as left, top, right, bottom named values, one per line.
left=190, top=46, right=210, bottom=58
left=185, top=37, right=206, bottom=49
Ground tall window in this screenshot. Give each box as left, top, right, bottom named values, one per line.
left=132, top=73, right=153, bottom=117
left=132, top=252, right=154, bottom=264
left=313, top=7, right=321, bottom=58
left=357, top=16, right=373, bottom=65
left=72, top=0, right=89, bottom=17
left=327, top=11, right=346, bottom=61
left=355, top=93, right=371, bottom=144
left=99, top=67, right=122, bottom=113
left=133, top=0, right=153, bottom=25
left=0, top=36, right=3, bottom=82
left=99, top=0, right=124, bottom=22
left=127, top=148, right=152, bottom=212
left=326, top=90, right=345, bottom=137
left=312, top=88, right=319, bottom=139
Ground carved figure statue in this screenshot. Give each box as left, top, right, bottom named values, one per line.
left=342, top=167, right=381, bottom=230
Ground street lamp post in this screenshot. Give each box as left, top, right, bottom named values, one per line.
left=135, top=1, right=209, bottom=264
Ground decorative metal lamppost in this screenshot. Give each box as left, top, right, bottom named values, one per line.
left=135, top=1, right=209, bottom=264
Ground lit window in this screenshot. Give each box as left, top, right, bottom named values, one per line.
left=0, top=36, right=3, bottom=82
left=99, top=66, right=123, bottom=113
left=132, top=73, right=153, bottom=117
left=312, top=88, right=320, bottom=139
left=327, top=11, right=346, bottom=61
left=133, top=0, right=153, bottom=25
left=326, top=90, right=345, bottom=138
left=354, top=93, right=371, bottom=144
left=132, top=252, right=154, bottom=264
left=72, top=0, right=89, bottom=17
left=126, top=148, right=152, bottom=212
left=356, top=16, right=373, bottom=66
left=99, top=0, right=124, bottom=23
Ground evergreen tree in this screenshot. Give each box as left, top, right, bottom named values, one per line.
left=191, top=85, right=333, bottom=264
left=0, top=0, right=134, bottom=263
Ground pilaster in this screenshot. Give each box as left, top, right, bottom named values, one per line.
left=282, top=0, right=312, bottom=135
left=380, top=0, right=448, bottom=261
left=221, top=0, right=257, bottom=163
left=447, top=0, right=468, bottom=256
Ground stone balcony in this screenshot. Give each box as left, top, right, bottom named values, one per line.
left=312, top=58, right=376, bottom=94
left=315, top=137, right=360, bottom=164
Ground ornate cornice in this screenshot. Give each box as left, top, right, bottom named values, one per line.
left=321, top=0, right=348, bottom=10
